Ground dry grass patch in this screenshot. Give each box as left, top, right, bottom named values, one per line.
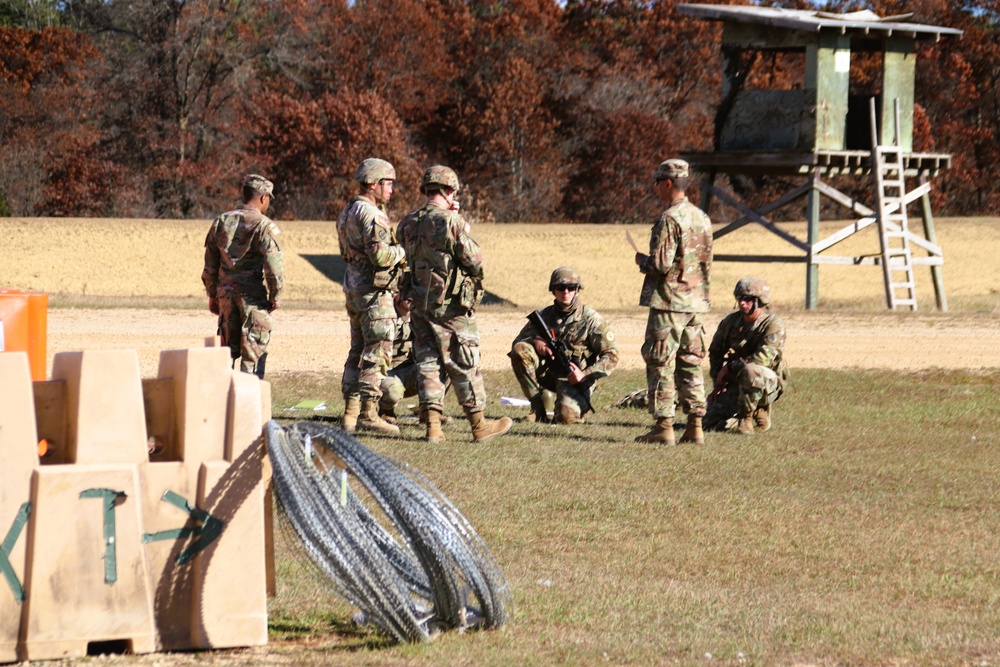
left=2, top=217, right=998, bottom=312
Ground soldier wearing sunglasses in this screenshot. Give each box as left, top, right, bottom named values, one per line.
left=509, top=267, right=618, bottom=424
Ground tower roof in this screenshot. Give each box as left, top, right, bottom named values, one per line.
left=678, top=4, right=963, bottom=41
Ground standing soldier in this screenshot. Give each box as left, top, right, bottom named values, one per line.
left=509, top=267, right=619, bottom=424
left=336, top=158, right=406, bottom=436
left=396, top=165, right=512, bottom=444
left=705, top=277, right=788, bottom=434
left=202, top=173, right=283, bottom=379
left=634, top=159, right=713, bottom=445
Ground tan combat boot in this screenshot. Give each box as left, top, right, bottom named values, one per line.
left=754, top=405, right=771, bottom=432
left=678, top=414, right=704, bottom=444
left=424, top=408, right=446, bottom=444
left=415, top=405, right=452, bottom=424
left=737, top=413, right=755, bottom=435
left=357, top=399, right=401, bottom=436
left=378, top=404, right=397, bottom=424
left=342, top=397, right=361, bottom=434
left=634, top=418, right=675, bottom=445
left=466, top=410, right=513, bottom=444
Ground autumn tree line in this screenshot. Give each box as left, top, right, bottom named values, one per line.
left=0, top=0, right=997, bottom=223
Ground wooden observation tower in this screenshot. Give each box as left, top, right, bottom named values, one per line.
left=678, top=4, right=962, bottom=310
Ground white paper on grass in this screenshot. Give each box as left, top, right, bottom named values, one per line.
left=500, top=396, right=531, bottom=407
left=284, top=399, right=327, bottom=411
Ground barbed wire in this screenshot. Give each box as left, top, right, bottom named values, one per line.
left=265, top=421, right=512, bottom=643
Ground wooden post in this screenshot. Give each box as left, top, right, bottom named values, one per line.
left=805, top=170, right=821, bottom=309
left=919, top=174, right=948, bottom=312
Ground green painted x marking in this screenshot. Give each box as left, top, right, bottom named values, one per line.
left=142, top=490, right=223, bottom=565
left=0, top=502, right=31, bottom=603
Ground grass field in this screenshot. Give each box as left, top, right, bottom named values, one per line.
left=263, top=368, right=1000, bottom=666
left=3, top=215, right=999, bottom=665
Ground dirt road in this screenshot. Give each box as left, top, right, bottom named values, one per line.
left=46, top=307, right=999, bottom=378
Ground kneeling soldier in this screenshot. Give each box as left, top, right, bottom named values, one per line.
left=705, top=277, right=789, bottom=434
left=509, top=267, right=618, bottom=424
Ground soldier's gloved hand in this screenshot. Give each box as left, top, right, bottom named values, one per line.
left=532, top=337, right=552, bottom=359
left=209, top=297, right=219, bottom=315
left=566, top=362, right=585, bottom=385
left=651, top=337, right=669, bottom=361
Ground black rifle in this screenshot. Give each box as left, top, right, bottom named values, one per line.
left=527, top=310, right=595, bottom=416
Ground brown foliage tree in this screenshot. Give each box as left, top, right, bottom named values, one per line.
left=555, top=0, right=717, bottom=222
left=0, top=0, right=995, bottom=221
left=72, top=0, right=297, bottom=217
left=0, top=26, right=101, bottom=215
left=244, top=87, right=422, bottom=220
left=451, top=56, right=564, bottom=221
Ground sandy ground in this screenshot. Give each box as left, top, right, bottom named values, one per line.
left=4, top=217, right=996, bottom=376
left=46, top=307, right=1000, bottom=379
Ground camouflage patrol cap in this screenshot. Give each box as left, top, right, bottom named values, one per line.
left=734, top=276, right=771, bottom=306
left=243, top=174, right=274, bottom=196
left=652, top=159, right=690, bottom=181
left=549, top=266, right=583, bottom=291
left=354, top=158, right=396, bottom=184
left=420, top=165, right=461, bottom=195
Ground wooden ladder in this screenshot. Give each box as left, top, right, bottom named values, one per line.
left=870, top=97, right=917, bottom=311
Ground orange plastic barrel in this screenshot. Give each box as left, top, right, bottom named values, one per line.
left=0, top=290, right=48, bottom=381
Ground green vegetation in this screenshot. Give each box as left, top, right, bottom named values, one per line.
left=267, top=368, right=1000, bottom=665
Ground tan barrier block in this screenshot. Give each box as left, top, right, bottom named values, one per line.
left=259, top=380, right=275, bottom=597
left=50, top=351, right=148, bottom=465
left=0, top=353, right=39, bottom=662
left=139, top=348, right=232, bottom=650
left=190, top=371, right=267, bottom=648
left=139, top=462, right=198, bottom=651
left=154, top=348, right=230, bottom=463
left=20, top=464, right=155, bottom=661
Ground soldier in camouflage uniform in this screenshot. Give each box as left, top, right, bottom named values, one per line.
left=378, top=294, right=417, bottom=421
left=509, top=267, right=619, bottom=424
left=377, top=293, right=452, bottom=422
left=336, top=158, right=406, bottom=436
left=396, top=165, right=512, bottom=444
left=634, top=159, right=713, bottom=445
left=202, top=174, right=283, bottom=379
left=705, top=277, right=788, bottom=435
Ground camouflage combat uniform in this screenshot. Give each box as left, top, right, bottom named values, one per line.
left=705, top=310, right=788, bottom=430
left=379, top=313, right=455, bottom=415
left=378, top=314, right=418, bottom=414
left=336, top=195, right=406, bottom=402
left=509, top=302, right=618, bottom=421
left=639, top=195, right=713, bottom=419
left=202, top=205, right=283, bottom=376
left=396, top=200, right=487, bottom=414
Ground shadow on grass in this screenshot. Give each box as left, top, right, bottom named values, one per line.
left=270, top=614, right=394, bottom=652
left=301, top=254, right=346, bottom=287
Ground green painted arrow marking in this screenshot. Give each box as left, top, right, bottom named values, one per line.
left=142, top=490, right=223, bottom=565
left=0, top=502, right=31, bottom=603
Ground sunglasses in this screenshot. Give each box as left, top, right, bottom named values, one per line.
left=554, top=284, right=579, bottom=293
